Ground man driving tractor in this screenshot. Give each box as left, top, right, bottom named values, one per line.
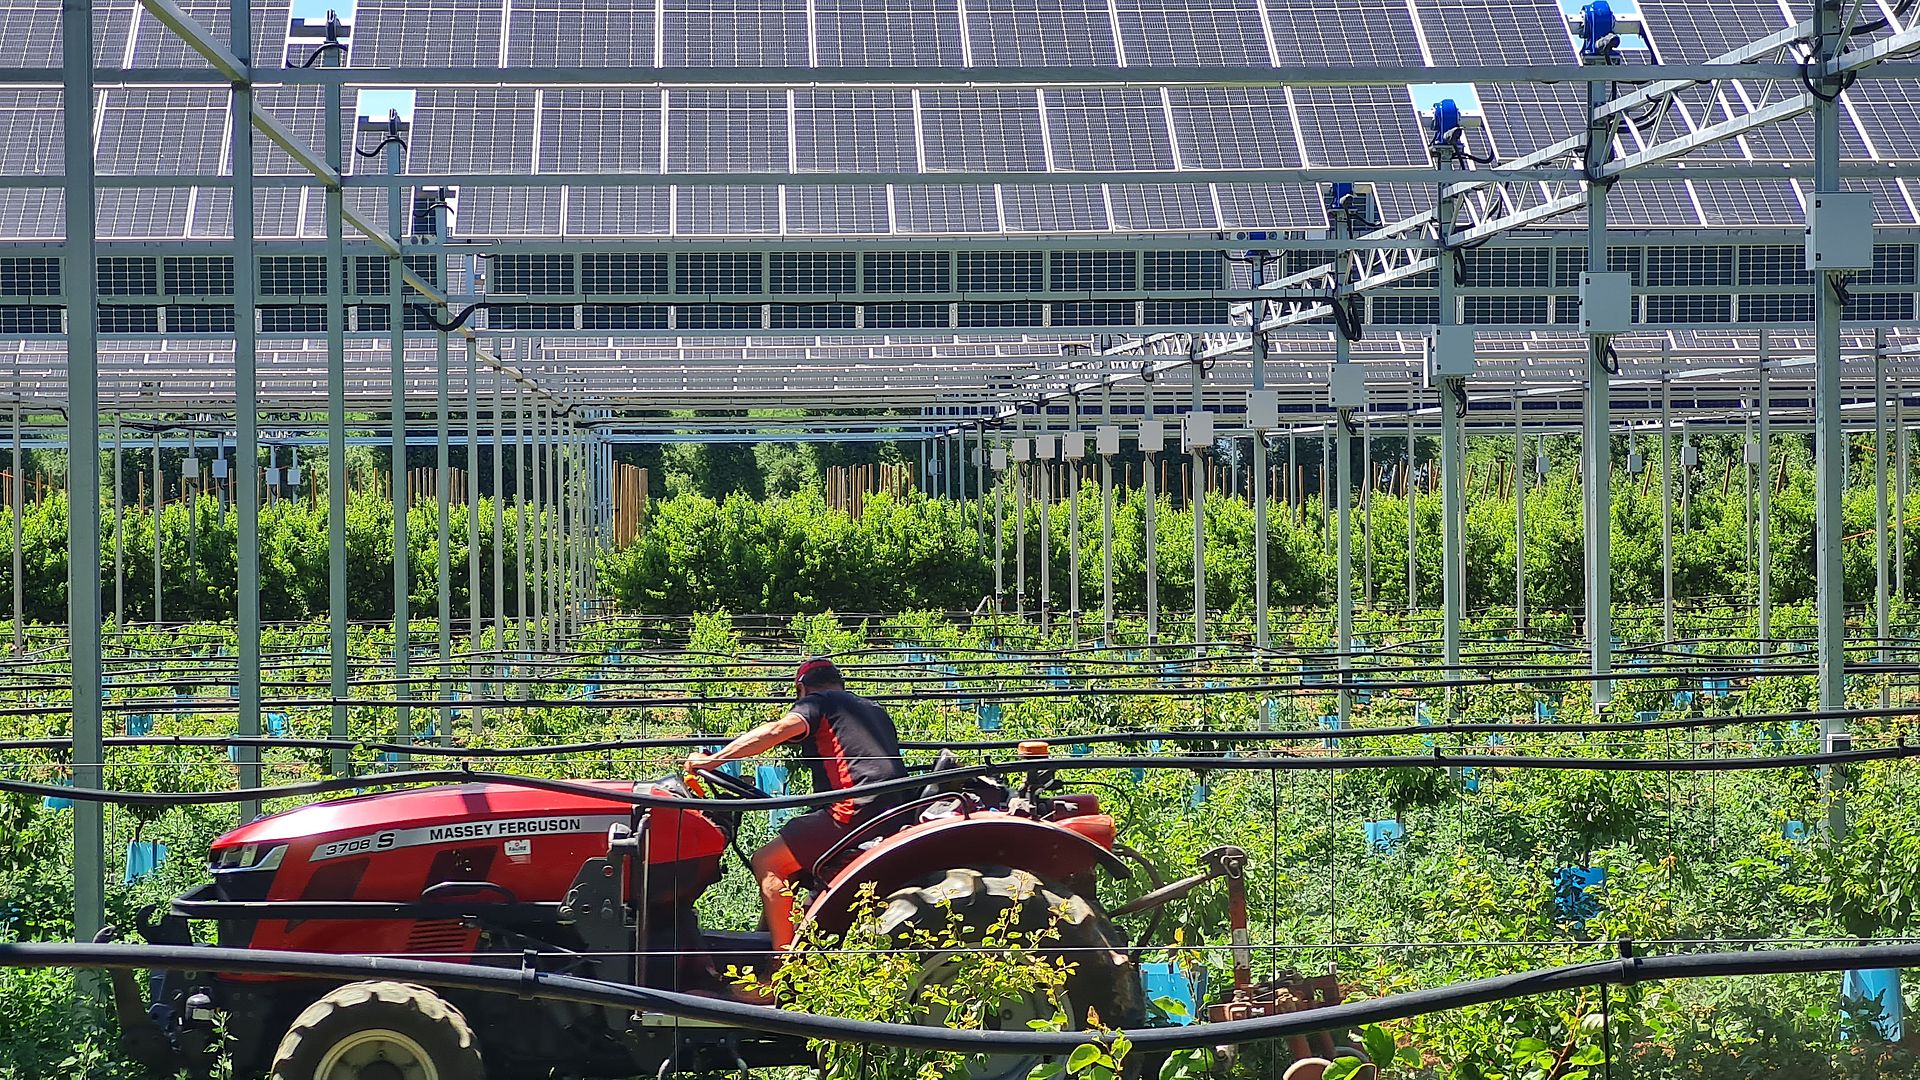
left=685, top=657, right=908, bottom=951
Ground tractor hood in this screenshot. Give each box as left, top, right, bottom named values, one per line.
left=218, top=780, right=642, bottom=850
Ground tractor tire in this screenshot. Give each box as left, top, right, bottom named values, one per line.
left=875, top=867, right=1145, bottom=1080
left=268, top=981, right=484, bottom=1080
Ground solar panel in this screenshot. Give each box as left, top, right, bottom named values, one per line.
left=1691, top=179, right=1802, bottom=225
left=1631, top=85, right=1742, bottom=161
left=1845, top=81, right=1920, bottom=161
left=662, top=0, right=808, bottom=66
left=1214, top=183, right=1327, bottom=229
left=350, top=0, right=504, bottom=67
left=1110, top=184, right=1218, bottom=230
left=919, top=90, right=1048, bottom=173
left=1371, top=181, right=1434, bottom=222
left=97, top=190, right=193, bottom=240
left=253, top=87, right=329, bottom=176
left=667, top=90, right=788, bottom=174
left=787, top=185, right=891, bottom=235
left=1638, top=0, right=1791, bottom=61
left=1478, top=84, right=1584, bottom=157
left=1418, top=0, right=1574, bottom=65
left=1000, top=183, right=1109, bottom=231
left=1265, top=0, right=1424, bottom=65
left=409, top=89, right=537, bottom=174
left=1597, top=180, right=1702, bottom=227
left=1113, top=0, right=1271, bottom=65
left=894, top=185, right=1001, bottom=233
left=452, top=189, right=562, bottom=237
left=97, top=89, right=228, bottom=176
left=505, top=0, right=656, bottom=66
left=128, top=0, right=290, bottom=67
left=965, top=0, right=1120, bottom=65
left=815, top=0, right=964, bottom=65
left=1291, top=87, right=1423, bottom=166
left=792, top=90, right=918, bottom=173
left=0, top=89, right=61, bottom=177
left=0, top=192, right=62, bottom=239
left=1736, top=100, right=1873, bottom=161
left=565, top=188, right=673, bottom=236
left=675, top=187, right=782, bottom=235
left=1044, top=89, right=1176, bottom=171
left=0, top=0, right=142, bottom=68
left=538, top=90, right=663, bottom=174
left=189, top=187, right=308, bottom=240
left=342, top=190, right=392, bottom=240
left=1167, top=89, right=1303, bottom=169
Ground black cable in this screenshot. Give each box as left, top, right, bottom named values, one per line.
left=10, top=941, right=1920, bottom=1054
left=297, top=40, right=346, bottom=68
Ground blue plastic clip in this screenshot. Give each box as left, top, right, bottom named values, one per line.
left=266, top=712, right=287, bottom=737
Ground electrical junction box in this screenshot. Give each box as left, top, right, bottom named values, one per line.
left=211, top=457, right=229, bottom=479
left=1681, top=444, right=1699, bottom=468
left=1578, top=271, right=1635, bottom=334
left=1536, top=454, right=1550, bottom=479
left=1061, top=432, right=1086, bottom=460
left=1744, top=439, right=1764, bottom=465
left=1095, top=425, right=1122, bottom=456
left=1805, top=192, right=1877, bottom=272
left=1181, top=411, right=1215, bottom=452
left=1246, top=389, right=1281, bottom=431
left=180, top=457, right=199, bottom=478
left=1426, top=325, right=1476, bottom=384
left=287, top=465, right=302, bottom=486
left=1138, top=419, right=1168, bottom=453
left=991, top=447, right=1009, bottom=470
left=1329, top=364, right=1368, bottom=409
left=1626, top=450, right=1645, bottom=475
left=264, top=467, right=281, bottom=486
left=1009, top=439, right=1031, bottom=463
left=1034, top=434, right=1058, bottom=461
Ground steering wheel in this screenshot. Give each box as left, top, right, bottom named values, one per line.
left=688, top=763, right=773, bottom=801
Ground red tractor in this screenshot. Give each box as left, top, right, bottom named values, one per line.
left=111, top=751, right=1332, bottom=1079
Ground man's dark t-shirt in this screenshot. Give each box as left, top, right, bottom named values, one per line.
left=789, top=689, right=907, bottom=824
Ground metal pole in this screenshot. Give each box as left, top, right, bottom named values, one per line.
left=530, top=402, right=547, bottom=656
left=387, top=129, right=411, bottom=752
left=1582, top=76, right=1614, bottom=712
left=1810, top=1, right=1849, bottom=830
left=515, top=393, right=529, bottom=691
left=1756, top=349, right=1772, bottom=645
left=1661, top=374, right=1675, bottom=643
left=1335, top=374, right=1355, bottom=727
left=1101, top=381, right=1115, bottom=641
left=323, top=24, right=348, bottom=775
left=1513, top=396, right=1526, bottom=629
left=491, top=371, right=506, bottom=692
left=1899, top=381, right=1909, bottom=602
left=62, top=0, right=106, bottom=956
left=112, top=412, right=123, bottom=631
left=434, top=197, right=452, bottom=744
left=1251, top=261, right=1271, bottom=651
left=1039, top=420, right=1052, bottom=636
left=1144, top=373, right=1160, bottom=644
left=1362, top=411, right=1374, bottom=608
left=1190, top=359, right=1207, bottom=650
left=10, top=396, right=20, bottom=652
left=1406, top=383, right=1417, bottom=616
left=231, top=0, right=262, bottom=819
left=1876, top=333, right=1891, bottom=708
left=1068, top=399, right=1082, bottom=647
left=1435, top=141, right=1466, bottom=702
left=1015, top=414, right=1027, bottom=620
left=992, top=439, right=1004, bottom=612
left=466, top=338, right=483, bottom=734
left=151, top=419, right=162, bottom=627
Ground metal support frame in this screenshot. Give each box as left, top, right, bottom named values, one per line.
left=323, top=26, right=348, bottom=776
left=1876, top=332, right=1891, bottom=708
left=435, top=197, right=454, bottom=744
left=1435, top=146, right=1465, bottom=707
left=1756, top=351, right=1772, bottom=645
left=387, top=133, right=411, bottom=753
left=1144, top=370, right=1159, bottom=644
left=1405, top=383, right=1417, bottom=615
left=1660, top=373, right=1675, bottom=643
left=1015, top=408, right=1027, bottom=619
left=1190, top=358, right=1207, bottom=651
left=231, top=0, right=262, bottom=822
left=1513, top=396, right=1526, bottom=630
left=1068, top=396, right=1082, bottom=647
left=466, top=337, right=483, bottom=734
left=1811, top=0, right=1850, bottom=832
left=491, top=369, right=506, bottom=693
left=1250, top=258, right=1271, bottom=652
left=112, top=412, right=123, bottom=632
left=1581, top=77, right=1615, bottom=713
left=63, top=0, right=106, bottom=957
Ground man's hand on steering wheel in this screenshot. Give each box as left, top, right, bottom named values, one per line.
left=685, top=758, right=774, bottom=800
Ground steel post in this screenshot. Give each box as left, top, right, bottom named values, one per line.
left=1582, top=77, right=1615, bottom=711
left=1513, top=397, right=1526, bottom=629
left=1757, top=352, right=1772, bottom=645
left=1811, top=1, right=1849, bottom=831
left=1661, top=374, right=1675, bottom=643
left=466, top=338, right=483, bottom=733
left=231, top=0, right=262, bottom=818
left=323, top=30, right=348, bottom=775
left=434, top=199, right=452, bottom=743
left=1191, top=360, right=1207, bottom=650
left=1876, top=334, right=1891, bottom=708
left=386, top=133, right=411, bottom=753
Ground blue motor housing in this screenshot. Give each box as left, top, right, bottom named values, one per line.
left=1430, top=98, right=1461, bottom=146
left=1327, top=182, right=1354, bottom=211
left=1581, top=0, right=1616, bottom=56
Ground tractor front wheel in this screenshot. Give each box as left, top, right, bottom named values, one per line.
left=876, top=867, right=1145, bottom=1080
left=269, top=981, right=484, bottom=1080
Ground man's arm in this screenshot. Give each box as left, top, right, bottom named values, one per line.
left=687, top=712, right=808, bottom=772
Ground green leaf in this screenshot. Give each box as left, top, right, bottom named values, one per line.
left=1026, top=1064, right=1065, bottom=1080
left=1362, top=1024, right=1397, bottom=1067
left=1324, top=1055, right=1369, bottom=1080
left=1067, top=1043, right=1104, bottom=1074
left=1153, top=995, right=1191, bottom=1020
left=1514, top=1037, right=1550, bottom=1056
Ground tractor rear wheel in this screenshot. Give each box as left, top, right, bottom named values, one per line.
left=876, top=867, right=1144, bottom=1080
left=269, top=981, right=484, bottom=1080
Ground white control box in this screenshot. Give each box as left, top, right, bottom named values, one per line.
left=1138, top=419, right=1168, bottom=453
left=211, top=457, right=229, bottom=479
left=1805, top=191, right=1877, bottom=272
left=1009, top=439, right=1031, bottom=463
left=1095, top=425, right=1122, bottom=456
left=287, top=465, right=303, bottom=486
left=1427, top=324, right=1476, bottom=382
left=1034, top=434, right=1058, bottom=461
left=1329, top=364, right=1367, bottom=409
left=264, top=467, right=282, bottom=486
left=1626, top=450, right=1645, bottom=475
left=1681, top=444, right=1699, bottom=468
left=990, top=447, right=1009, bottom=470
left=1061, top=432, right=1086, bottom=460
left=1744, top=439, right=1764, bottom=465
left=1579, top=271, right=1635, bottom=335
left=181, top=457, right=200, bottom=479
left=1181, top=411, right=1214, bottom=451
left=1246, top=389, right=1281, bottom=431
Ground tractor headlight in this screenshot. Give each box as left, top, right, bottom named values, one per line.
left=212, top=844, right=286, bottom=872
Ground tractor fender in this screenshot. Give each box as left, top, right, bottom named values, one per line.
left=802, top=813, right=1130, bottom=937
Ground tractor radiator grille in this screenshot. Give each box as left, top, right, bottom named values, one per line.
left=403, top=920, right=475, bottom=955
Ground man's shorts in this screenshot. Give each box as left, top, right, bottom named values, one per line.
left=775, top=809, right=861, bottom=881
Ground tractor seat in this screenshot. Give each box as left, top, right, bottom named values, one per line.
left=919, top=749, right=965, bottom=800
